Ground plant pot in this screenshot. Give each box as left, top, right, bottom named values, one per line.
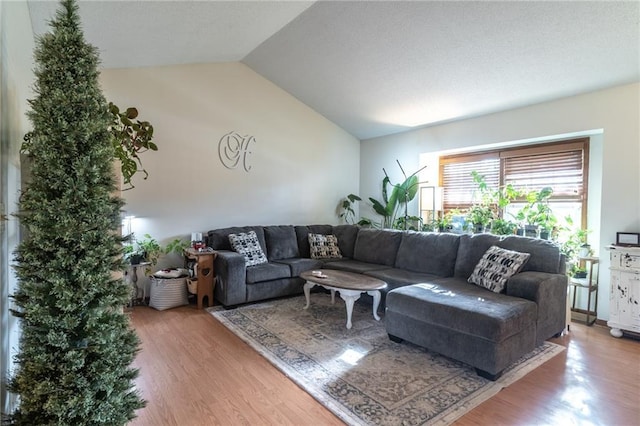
left=539, top=230, right=550, bottom=240
left=130, top=254, right=144, bottom=265
left=579, top=244, right=591, bottom=258
left=524, top=225, right=539, bottom=238
left=473, top=223, right=485, bottom=234
left=574, top=271, right=587, bottom=279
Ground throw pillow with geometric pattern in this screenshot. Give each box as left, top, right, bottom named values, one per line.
left=468, top=245, right=530, bottom=293
left=228, top=230, right=268, bottom=267
left=308, top=233, right=343, bottom=259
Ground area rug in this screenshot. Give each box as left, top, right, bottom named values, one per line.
left=210, top=295, right=564, bottom=426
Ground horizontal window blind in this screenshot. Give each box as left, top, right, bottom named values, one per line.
left=441, top=153, right=499, bottom=210
left=439, top=138, right=589, bottom=220
left=502, top=148, right=584, bottom=201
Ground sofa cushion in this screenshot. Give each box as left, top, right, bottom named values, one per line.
left=207, top=226, right=267, bottom=252
left=264, top=225, right=299, bottom=260
left=274, top=258, right=323, bottom=277
left=468, top=246, right=530, bottom=293
left=363, top=268, right=446, bottom=291
left=386, top=281, right=537, bottom=343
left=322, top=259, right=389, bottom=274
left=500, top=235, right=561, bottom=274
left=309, top=234, right=342, bottom=259
left=353, top=228, right=403, bottom=266
left=395, top=231, right=460, bottom=277
left=229, top=231, right=268, bottom=267
left=246, top=262, right=291, bottom=283
left=454, top=233, right=561, bottom=279
left=332, top=225, right=359, bottom=258
left=295, top=225, right=334, bottom=258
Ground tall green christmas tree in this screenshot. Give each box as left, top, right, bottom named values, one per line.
left=7, top=0, right=145, bottom=424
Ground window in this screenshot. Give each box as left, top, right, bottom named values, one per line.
left=439, top=138, right=589, bottom=228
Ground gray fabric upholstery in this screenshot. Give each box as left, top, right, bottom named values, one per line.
left=501, top=235, right=561, bottom=274
left=363, top=268, right=445, bottom=291
left=322, top=259, right=389, bottom=274
left=332, top=224, right=360, bottom=258
left=506, top=271, right=567, bottom=345
left=274, top=258, right=323, bottom=277
left=246, top=262, right=291, bottom=284
left=264, top=225, right=299, bottom=260
left=207, top=226, right=267, bottom=254
left=294, top=225, right=334, bottom=258
left=385, top=281, right=537, bottom=376
left=353, top=228, right=403, bottom=266
left=246, top=277, right=305, bottom=303
left=213, top=250, right=249, bottom=306
left=453, top=233, right=502, bottom=279
left=395, top=231, right=460, bottom=276
left=454, top=233, right=562, bottom=279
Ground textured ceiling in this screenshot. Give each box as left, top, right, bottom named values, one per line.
left=28, top=1, right=640, bottom=140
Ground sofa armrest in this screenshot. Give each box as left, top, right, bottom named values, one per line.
left=506, top=271, right=567, bottom=344
left=214, top=250, right=248, bottom=306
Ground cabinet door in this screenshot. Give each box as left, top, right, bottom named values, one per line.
left=617, top=271, right=640, bottom=331
left=609, top=270, right=621, bottom=323
left=624, top=271, right=640, bottom=330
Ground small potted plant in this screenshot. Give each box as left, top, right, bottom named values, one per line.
left=465, top=205, right=494, bottom=233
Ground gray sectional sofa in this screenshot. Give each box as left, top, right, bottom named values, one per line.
left=206, top=224, right=567, bottom=380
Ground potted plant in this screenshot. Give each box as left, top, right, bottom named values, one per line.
left=491, top=218, right=518, bottom=235
left=465, top=204, right=494, bottom=233
left=339, top=193, right=362, bottom=224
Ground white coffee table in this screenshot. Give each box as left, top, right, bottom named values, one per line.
left=300, top=269, right=388, bottom=329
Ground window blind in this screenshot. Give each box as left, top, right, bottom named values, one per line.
left=440, top=152, right=499, bottom=210
left=440, top=138, right=588, bottom=215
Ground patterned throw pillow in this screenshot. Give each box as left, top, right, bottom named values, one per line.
left=468, top=245, right=530, bottom=293
left=228, top=231, right=268, bottom=267
left=308, top=234, right=342, bottom=259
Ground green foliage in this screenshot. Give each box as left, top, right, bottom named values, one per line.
left=367, top=161, right=424, bottom=229
left=339, top=193, right=362, bottom=224
left=7, top=1, right=145, bottom=424
left=515, top=187, right=556, bottom=231
left=108, top=102, right=157, bottom=191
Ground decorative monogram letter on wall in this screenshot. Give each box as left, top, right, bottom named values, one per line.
left=218, top=131, right=256, bottom=172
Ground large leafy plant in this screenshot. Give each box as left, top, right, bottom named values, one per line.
left=368, top=161, right=425, bottom=230
left=108, top=102, right=157, bottom=190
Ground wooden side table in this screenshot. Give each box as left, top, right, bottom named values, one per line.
left=184, top=248, right=216, bottom=309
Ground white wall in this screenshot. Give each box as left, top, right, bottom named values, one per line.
left=100, top=62, right=360, bottom=271
left=0, top=0, right=35, bottom=414
left=361, top=83, right=640, bottom=321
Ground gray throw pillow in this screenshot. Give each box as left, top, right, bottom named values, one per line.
left=229, top=230, right=268, bottom=267
left=468, top=245, right=530, bottom=293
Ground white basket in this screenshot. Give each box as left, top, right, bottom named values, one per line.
left=149, top=277, right=188, bottom=311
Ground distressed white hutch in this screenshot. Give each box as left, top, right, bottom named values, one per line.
left=607, top=245, right=640, bottom=337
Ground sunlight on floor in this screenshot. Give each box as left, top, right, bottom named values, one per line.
left=338, top=348, right=367, bottom=365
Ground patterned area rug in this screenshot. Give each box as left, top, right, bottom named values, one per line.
left=210, top=295, right=564, bottom=426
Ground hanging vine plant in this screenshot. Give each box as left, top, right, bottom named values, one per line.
left=108, top=102, right=158, bottom=190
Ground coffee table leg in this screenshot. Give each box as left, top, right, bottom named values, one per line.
left=368, top=290, right=382, bottom=321
left=330, top=289, right=336, bottom=304
left=303, top=282, right=316, bottom=309
left=339, top=290, right=362, bottom=329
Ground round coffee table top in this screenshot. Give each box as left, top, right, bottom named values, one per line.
left=300, top=269, right=387, bottom=291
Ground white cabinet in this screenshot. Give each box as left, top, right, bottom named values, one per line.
left=608, top=245, right=640, bottom=337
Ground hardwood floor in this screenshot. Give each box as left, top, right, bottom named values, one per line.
left=128, top=304, right=640, bottom=426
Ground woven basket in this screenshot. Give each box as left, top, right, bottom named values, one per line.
left=149, top=277, right=188, bottom=311
left=186, top=278, right=198, bottom=295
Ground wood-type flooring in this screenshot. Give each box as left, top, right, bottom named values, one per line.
left=128, top=303, right=639, bottom=426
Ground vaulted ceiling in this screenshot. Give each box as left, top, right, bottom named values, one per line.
left=28, top=1, right=640, bottom=140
